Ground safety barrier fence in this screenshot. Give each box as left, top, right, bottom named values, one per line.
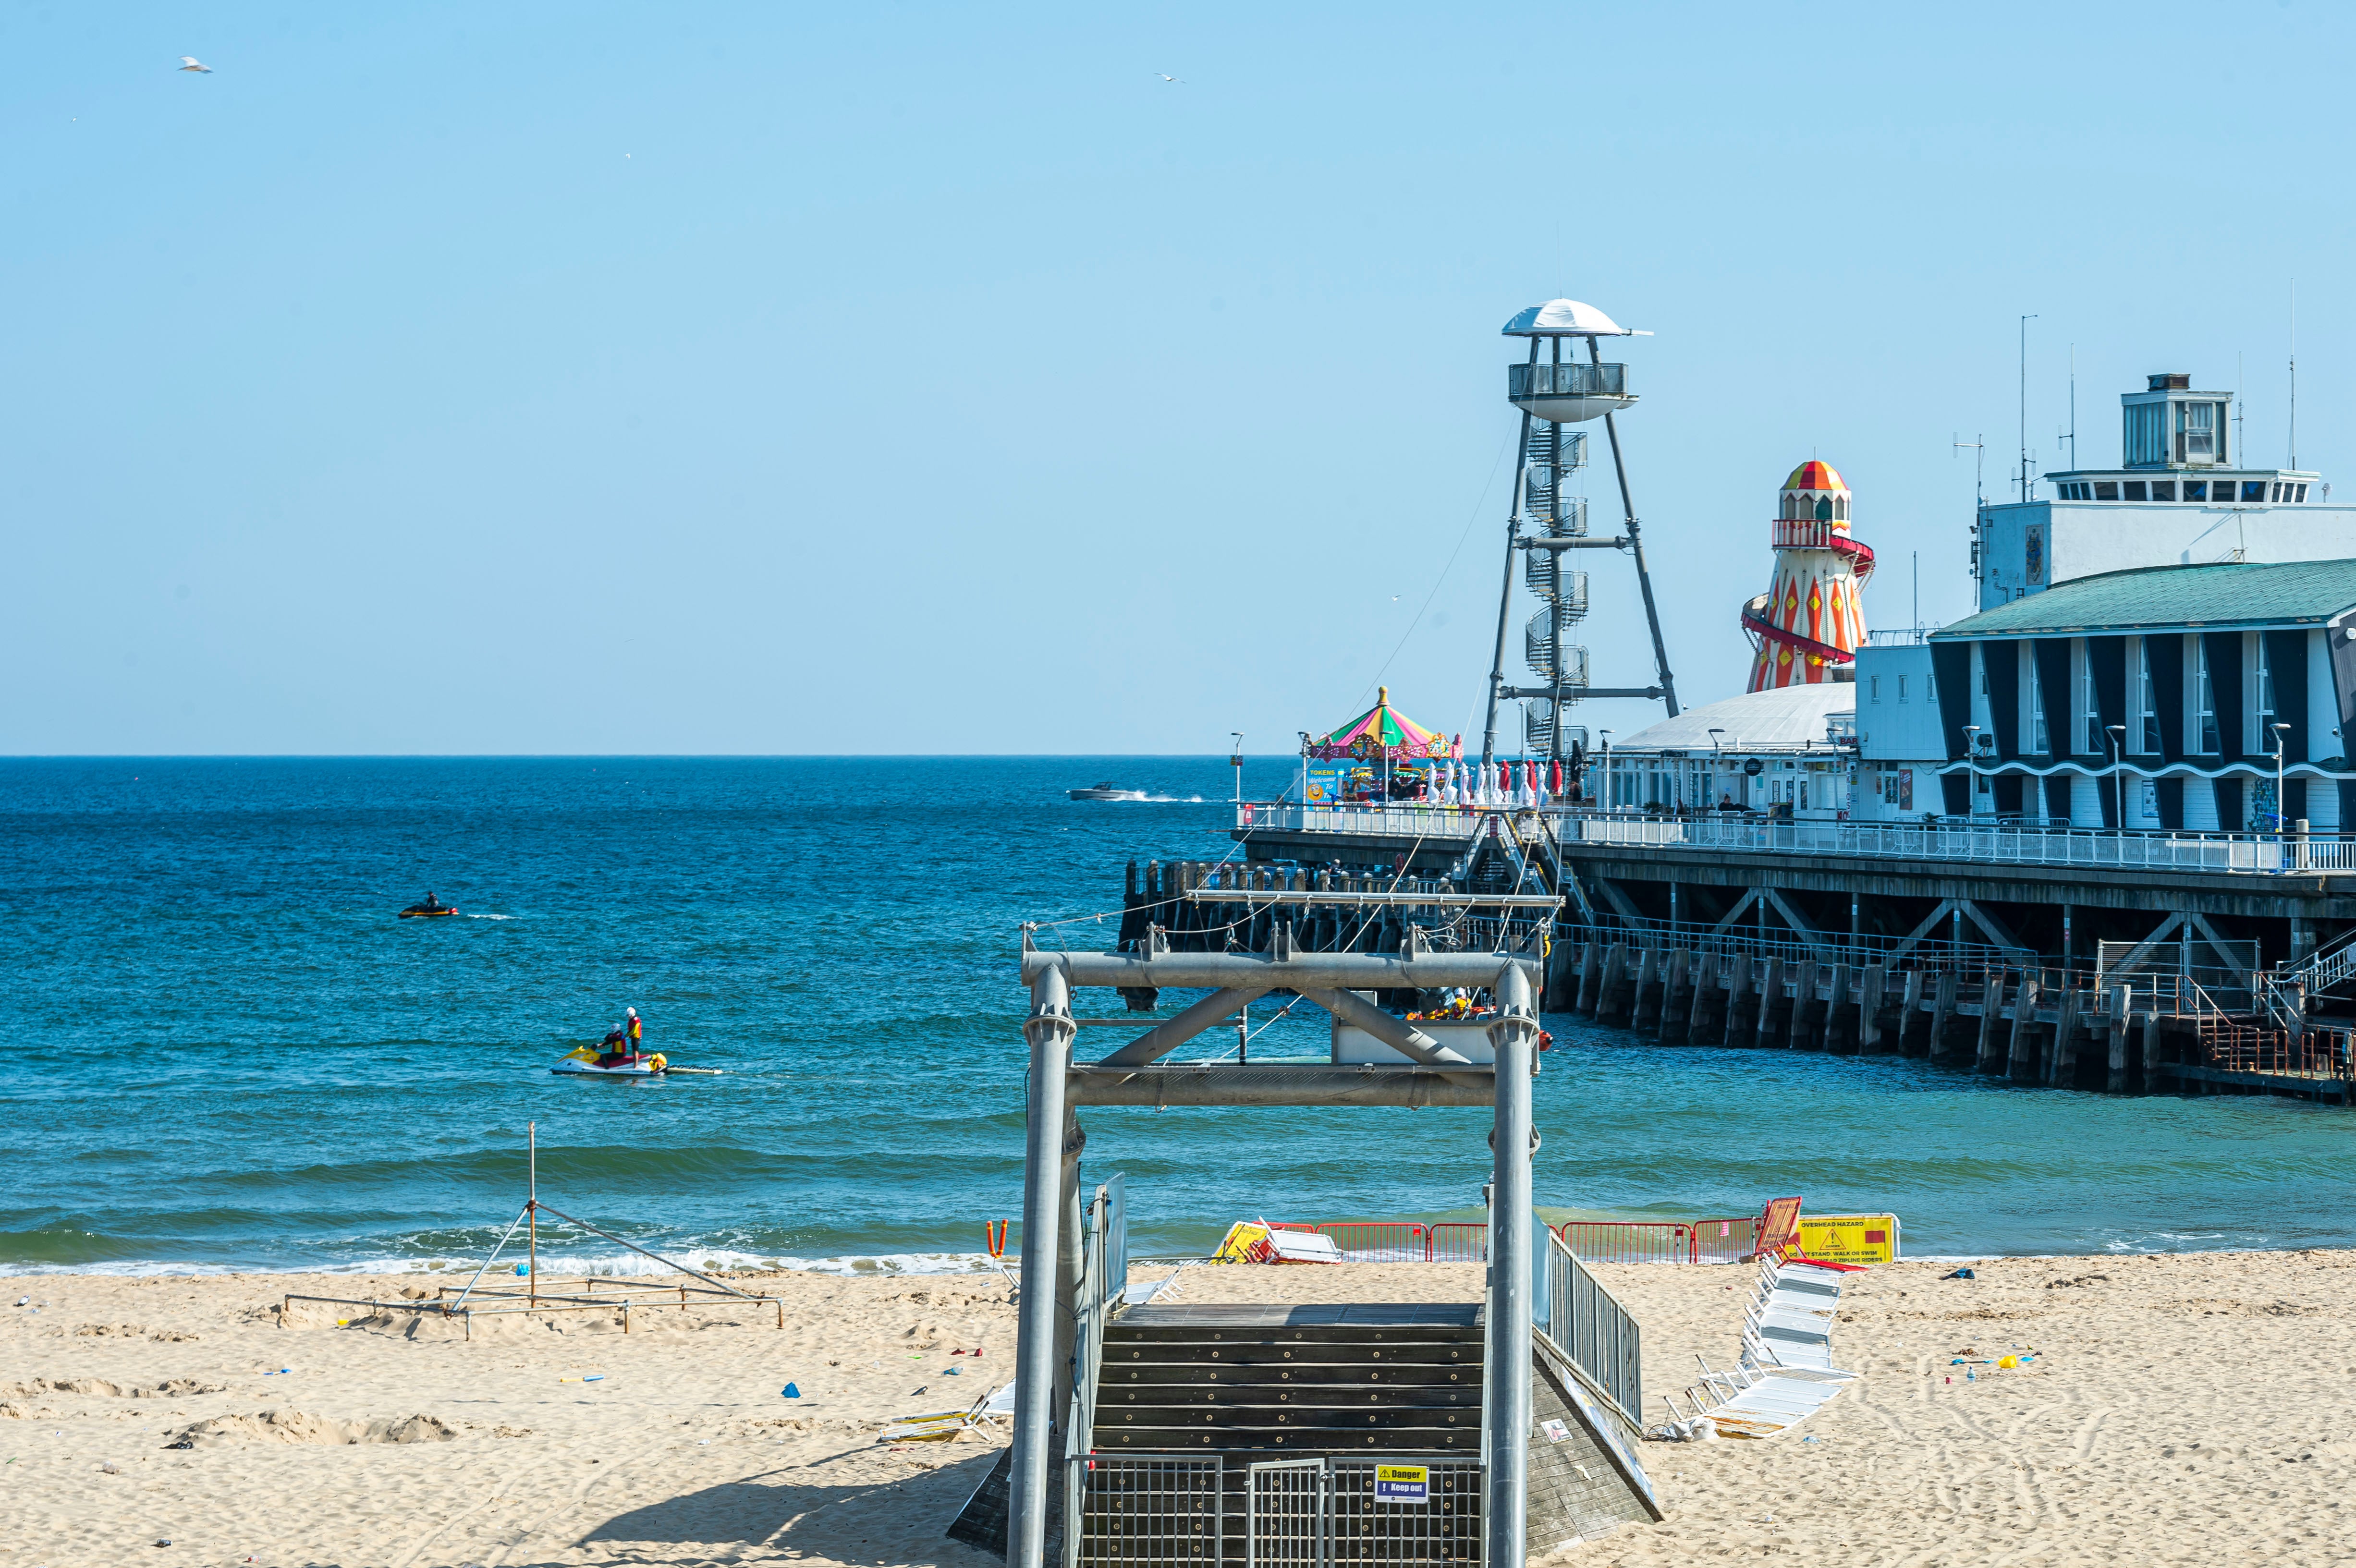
left=1278, top=1216, right=1761, bottom=1265
left=1541, top=1228, right=1643, bottom=1424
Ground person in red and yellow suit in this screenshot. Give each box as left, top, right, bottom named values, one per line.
left=624, top=1007, right=643, bottom=1057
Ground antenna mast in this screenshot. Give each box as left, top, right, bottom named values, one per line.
left=2290, top=279, right=2298, bottom=470
left=2018, top=314, right=2039, bottom=502
left=2065, top=344, right=2076, bottom=470
left=1956, top=433, right=1986, bottom=596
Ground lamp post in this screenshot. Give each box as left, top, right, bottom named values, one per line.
left=1598, top=730, right=1614, bottom=813
left=2106, top=724, right=2127, bottom=831
left=1963, top=725, right=1982, bottom=817
left=2272, top=722, right=2293, bottom=836
left=1708, top=728, right=1726, bottom=810
left=1230, top=731, right=1244, bottom=807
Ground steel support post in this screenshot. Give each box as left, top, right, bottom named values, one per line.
left=1010, top=966, right=1074, bottom=1568
left=1487, top=963, right=1538, bottom=1568
left=1590, top=336, right=1678, bottom=716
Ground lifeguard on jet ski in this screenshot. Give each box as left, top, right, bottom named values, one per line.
left=399, top=891, right=460, bottom=919
left=552, top=1006, right=668, bottom=1077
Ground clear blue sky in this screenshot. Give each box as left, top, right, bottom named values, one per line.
left=8, top=2, right=2349, bottom=755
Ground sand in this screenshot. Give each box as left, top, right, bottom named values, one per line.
left=2, top=1249, right=2351, bottom=1565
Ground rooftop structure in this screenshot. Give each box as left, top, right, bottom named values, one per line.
left=1977, top=371, right=2350, bottom=606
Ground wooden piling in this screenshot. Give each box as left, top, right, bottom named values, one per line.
left=2007, top=974, right=2043, bottom=1082
left=2106, top=985, right=2133, bottom=1094
left=1898, top=969, right=1926, bottom=1057
left=1824, top=964, right=1852, bottom=1053
left=1686, top=951, right=1717, bottom=1042
left=1598, top=945, right=1631, bottom=1025
left=1856, top=963, right=1887, bottom=1053
left=1975, top=972, right=2008, bottom=1073
left=1928, top=970, right=1960, bottom=1063
left=2049, top=985, right=2084, bottom=1087
left=1754, top=956, right=1786, bottom=1048
left=1630, top=949, right=1661, bottom=1032
left=1575, top=942, right=1604, bottom=1017
left=1658, top=949, right=1690, bottom=1043
left=1723, top=956, right=1754, bottom=1045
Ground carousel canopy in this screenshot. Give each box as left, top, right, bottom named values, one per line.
left=1311, top=686, right=1456, bottom=759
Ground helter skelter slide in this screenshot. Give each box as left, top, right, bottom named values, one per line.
left=1742, top=459, right=1876, bottom=692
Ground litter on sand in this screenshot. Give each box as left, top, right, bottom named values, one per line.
left=781, top=1383, right=801, bottom=1399
left=1941, top=1267, right=1976, bottom=1280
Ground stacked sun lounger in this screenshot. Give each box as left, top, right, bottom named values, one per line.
left=1658, top=1254, right=1859, bottom=1440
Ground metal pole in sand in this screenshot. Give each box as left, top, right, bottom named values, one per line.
left=1010, top=963, right=1075, bottom=1568
left=528, top=1122, right=537, bottom=1310
left=1487, top=961, right=1539, bottom=1568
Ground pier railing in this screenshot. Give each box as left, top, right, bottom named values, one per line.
left=1241, top=802, right=2356, bottom=876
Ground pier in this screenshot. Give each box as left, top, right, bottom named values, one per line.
left=1089, top=802, right=2356, bottom=1104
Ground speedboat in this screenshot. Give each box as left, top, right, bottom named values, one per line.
left=552, top=1045, right=669, bottom=1078
left=1067, top=781, right=1149, bottom=802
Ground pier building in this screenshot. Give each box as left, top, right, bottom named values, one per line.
left=1106, top=338, right=2356, bottom=1104
left=1976, top=373, right=2355, bottom=606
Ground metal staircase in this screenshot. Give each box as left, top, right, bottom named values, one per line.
left=1520, top=424, right=1589, bottom=755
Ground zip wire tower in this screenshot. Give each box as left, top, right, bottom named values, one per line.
left=1480, top=299, right=1678, bottom=780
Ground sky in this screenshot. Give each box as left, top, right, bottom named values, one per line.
left=7, top=1, right=2352, bottom=756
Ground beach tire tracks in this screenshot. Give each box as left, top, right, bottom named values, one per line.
left=2073, top=1405, right=2112, bottom=1461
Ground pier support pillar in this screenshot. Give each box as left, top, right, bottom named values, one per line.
left=1898, top=970, right=1926, bottom=1057
left=1658, top=949, right=1690, bottom=1043
left=1487, top=964, right=1538, bottom=1568
left=1011, top=965, right=1076, bottom=1568
left=1824, top=964, right=1852, bottom=1053
left=2007, top=975, right=2043, bottom=1083
left=1976, top=972, right=2008, bottom=1073
left=1755, top=957, right=1786, bottom=1048
left=1856, top=964, right=1885, bottom=1053
left=1928, top=971, right=1960, bottom=1063
left=1687, top=951, right=1716, bottom=1042
left=2106, top=985, right=2133, bottom=1094
left=2049, top=985, right=2084, bottom=1087
left=1576, top=942, right=1604, bottom=1017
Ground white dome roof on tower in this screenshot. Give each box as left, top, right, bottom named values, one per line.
left=1501, top=299, right=1637, bottom=337
left=1610, top=683, right=1855, bottom=753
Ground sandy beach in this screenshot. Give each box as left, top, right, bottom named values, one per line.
left=3, top=1250, right=2351, bottom=1566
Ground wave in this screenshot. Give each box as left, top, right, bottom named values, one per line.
left=467, top=913, right=513, bottom=920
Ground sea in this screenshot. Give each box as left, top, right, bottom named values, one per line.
left=5, top=755, right=2352, bottom=1279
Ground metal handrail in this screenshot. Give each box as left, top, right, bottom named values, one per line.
left=1539, top=1228, right=1641, bottom=1425
left=1508, top=361, right=1628, bottom=400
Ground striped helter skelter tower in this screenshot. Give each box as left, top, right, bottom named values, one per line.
left=1742, top=460, right=1875, bottom=691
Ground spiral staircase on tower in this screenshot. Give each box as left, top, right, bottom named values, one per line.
left=1520, top=423, right=1591, bottom=756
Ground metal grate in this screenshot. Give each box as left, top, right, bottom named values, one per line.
left=1327, top=1458, right=1484, bottom=1566
left=1077, top=1456, right=1222, bottom=1568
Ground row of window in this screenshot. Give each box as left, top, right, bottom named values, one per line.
left=2053, top=478, right=2310, bottom=503
left=1988, top=635, right=2279, bottom=758
left=1867, top=672, right=1936, bottom=704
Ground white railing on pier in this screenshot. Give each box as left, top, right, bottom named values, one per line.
left=1237, top=801, right=2356, bottom=877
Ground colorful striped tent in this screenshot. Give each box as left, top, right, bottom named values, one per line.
left=1309, top=687, right=1458, bottom=760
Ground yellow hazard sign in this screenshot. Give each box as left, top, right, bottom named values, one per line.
left=1796, top=1213, right=1899, bottom=1265
left=1375, top=1464, right=1429, bottom=1504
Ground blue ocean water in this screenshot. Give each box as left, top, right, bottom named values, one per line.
left=3, top=755, right=2351, bottom=1276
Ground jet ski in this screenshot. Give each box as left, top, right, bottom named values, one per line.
left=553, top=1042, right=670, bottom=1078
left=1067, top=781, right=1149, bottom=802
left=399, top=895, right=460, bottom=919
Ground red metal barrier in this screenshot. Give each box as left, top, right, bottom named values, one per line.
left=1552, top=1221, right=1694, bottom=1264
left=1683, top=1216, right=1760, bottom=1264
left=1300, top=1221, right=1434, bottom=1262
left=1426, top=1222, right=1489, bottom=1262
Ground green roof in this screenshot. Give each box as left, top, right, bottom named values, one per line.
left=1933, top=559, right=2356, bottom=638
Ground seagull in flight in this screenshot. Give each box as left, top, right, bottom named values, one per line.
left=178, top=57, right=213, bottom=73
left=1157, top=73, right=1182, bottom=83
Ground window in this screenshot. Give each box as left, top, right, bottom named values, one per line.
left=2078, top=645, right=2102, bottom=754
left=2184, top=479, right=2207, bottom=501
left=2124, top=481, right=2148, bottom=501
left=2126, top=402, right=2165, bottom=465
left=1870, top=674, right=1881, bottom=703
left=2257, top=637, right=2277, bottom=750
left=1977, top=654, right=1988, bottom=695
left=1835, top=497, right=1847, bottom=521
left=1880, top=768, right=1901, bottom=805
left=2271, top=483, right=2284, bottom=502
left=2192, top=640, right=2220, bottom=754
left=2030, top=669, right=2049, bottom=753
left=2178, top=400, right=2217, bottom=462
left=2095, top=481, right=2119, bottom=500
left=1897, top=674, right=1909, bottom=703
left=1927, top=673, right=1938, bottom=701
left=2242, top=481, right=2266, bottom=502
left=2152, top=480, right=2176, bottom=501
left=2295, top=483, right=2310, bottom=501
left=2136, top=640, right=2160, bottom=754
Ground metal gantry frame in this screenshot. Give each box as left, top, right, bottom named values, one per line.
left=1009, top=936, right=1544, bottom=1568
